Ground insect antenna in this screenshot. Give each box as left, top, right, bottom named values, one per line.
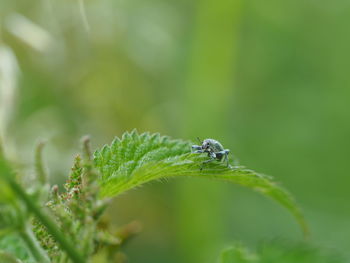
left=196, top=137, right=202, bottom=144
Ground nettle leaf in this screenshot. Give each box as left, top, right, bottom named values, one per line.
left=94, top=130, right=308, bottom=235
left=0, top=234, right=34, bottom=263
left=220, top=242, right=346, bottom=263
left=221, top=245, right=258, bottom=263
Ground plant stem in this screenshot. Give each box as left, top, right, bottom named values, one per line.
left=35, top=140, right=48, bottom=185
left=6, top=178, right=86, bottom=263
left=0, top=156, right=86, bottom=263
left=20, top=225, right=50, bottom=263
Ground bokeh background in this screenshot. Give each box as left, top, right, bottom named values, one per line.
left=1, top=0, right=350, bottom=262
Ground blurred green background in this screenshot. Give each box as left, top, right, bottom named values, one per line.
left=1, top=0, right=349, bottom=262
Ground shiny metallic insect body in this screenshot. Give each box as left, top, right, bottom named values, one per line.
left=191, top=138, right=231, bottom=170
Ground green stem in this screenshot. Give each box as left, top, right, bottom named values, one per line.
left=0, top=156, right=85, bottom=263
left=35, top=140, right=48, bottom=185
left=6, top=178, right=86, bottom=263
left=81, top=135, right=92, bottom=161
left=19, top=225, right=50, bottom=263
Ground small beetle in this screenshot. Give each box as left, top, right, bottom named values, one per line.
left=191, top=138, right=231, bottom=170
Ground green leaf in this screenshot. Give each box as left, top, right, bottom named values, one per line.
left=258, top=241, right=346, bottom=263
left=0, top=159, right=15, bottom=203
left=220, top=241, right=346, bottom=263
left=0, top=234, right=34, bottom=263
left=221, top=245, right=258, bottom=263
left=94, top=130, right=308, bottom=236
left=0, top=251, right=23, bottom=263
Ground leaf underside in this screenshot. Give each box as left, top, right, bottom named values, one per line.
left=94, top=130, right=308, bottom=236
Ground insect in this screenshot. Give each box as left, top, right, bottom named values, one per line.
left=191, top=138, right=231, bottom=170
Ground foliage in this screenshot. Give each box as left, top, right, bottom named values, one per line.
left=0, top=131, right=309, bottom=262
left=94, top=130, right=308, bottom=236
left=1, top=0, right=349, bottom=260
left=220, top=244, right=258, bottom=263
left=0, top=139, right=123, bottom=262
left=0, top=235, right=33, bottom=263
left=220, top=242, right=346, bottom=263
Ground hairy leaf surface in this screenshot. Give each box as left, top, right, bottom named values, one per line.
left=94, top=131, right=308, bottom=235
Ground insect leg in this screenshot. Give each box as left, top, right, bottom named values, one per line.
left=224, top=149, right=231, bottom=168
left=216, top=150, right=231, bottom=167
left=191, top=145, right=202, bottom=153
left=200, top=152, right=216, bottom=170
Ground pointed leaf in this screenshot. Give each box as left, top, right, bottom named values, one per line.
left=94, top=131, right=308, bottom=236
